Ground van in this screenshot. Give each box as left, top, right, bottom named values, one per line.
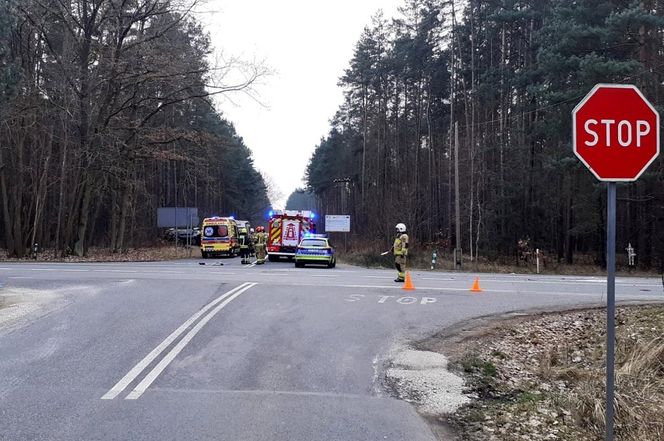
left=200, top=217, right=239, bottom=258
left=235, top=220, right=251, bottom=232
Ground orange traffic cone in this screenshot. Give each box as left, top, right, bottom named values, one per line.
left=402, top=272, right=416, bottom=291
left=470, top=276, right=483, bottom=293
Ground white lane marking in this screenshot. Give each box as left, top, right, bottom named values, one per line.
left=101, top=282, right=252, bottom=400
left=246, top=262, right=257, bottom=268
left=420, top=276, right=660, bottom=287
left=140, top=271, right=189, bottom=275
left=125, top=282, right=256, bottom=400
left=311, top=274, right=337, bottom=278
left=122, top=270, right=197, bottom=275
left=25, top=268, right=89, bottom=272
left=567, top=279, right=604, bottom=283
left=96, top=269, right=139, bottom=273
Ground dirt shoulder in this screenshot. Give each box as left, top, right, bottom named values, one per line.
left=409, top=303, right=664, bottom=441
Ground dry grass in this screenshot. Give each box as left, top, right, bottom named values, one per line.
left=570, top=338, right=664, bottom=440
left=447, top=305, right=664, bottom=441
left=339, top=247, right=659, bottom=276
left=0, top=245, right=195, bottom=262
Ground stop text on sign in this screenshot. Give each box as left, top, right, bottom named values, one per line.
left=572, top=84, right=660, bottom=181
left=583, top=119, right=651, bottom=148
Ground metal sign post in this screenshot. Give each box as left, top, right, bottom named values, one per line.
left=606, top=182, right=616, bottom=441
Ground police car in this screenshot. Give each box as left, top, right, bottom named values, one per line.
left=294, top=234, right=336, bottom=268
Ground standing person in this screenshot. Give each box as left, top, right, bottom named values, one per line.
left=249, top=228, right=256, bottom=257
left=254, top=226, right=267, bottom=264
left=239, top=227, right=250, bottom=264
left=393, top=223, right=409, bottom=282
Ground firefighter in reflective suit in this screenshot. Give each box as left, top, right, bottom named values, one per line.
left=239, top=227, right=250, bottom=264
left=393, top=223, right=409, bottom=282
left=254, top=226, right=267, bottom=264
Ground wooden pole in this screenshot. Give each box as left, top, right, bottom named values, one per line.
left=454, top=122, right=461, bottom=269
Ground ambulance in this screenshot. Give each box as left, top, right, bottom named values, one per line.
left=200, top=217, right=239, bottom=258
left=266, top=210, right=316, bottom=261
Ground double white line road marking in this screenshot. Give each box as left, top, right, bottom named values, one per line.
left=101, top=282, right=256, bottom=400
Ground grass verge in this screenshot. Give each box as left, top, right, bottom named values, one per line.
left=432, top=305, right=664, bottom=441
left=0, top=246, right=196, bottom=262
left=338, top=247, right=660, bottom=276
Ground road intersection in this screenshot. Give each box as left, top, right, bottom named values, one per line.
left=0, top=259, right=661, bottom=440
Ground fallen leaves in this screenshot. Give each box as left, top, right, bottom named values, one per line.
left=445, top=305, right=664, bottom=441
left=0, top=246, right=195, bottom=262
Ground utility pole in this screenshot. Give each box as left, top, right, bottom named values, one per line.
left=333, top=177, right=351, bottom=254
left=454, top=122, right=462, bottom=269
left=447, top=0, right=456, bottom=249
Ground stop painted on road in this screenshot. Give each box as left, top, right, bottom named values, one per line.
left=345, top=294, right=437, bottom=305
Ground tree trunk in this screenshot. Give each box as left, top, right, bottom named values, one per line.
left=54, top=125, right=68, bottom=256
left=116, top=179, right=132, bottom=252
left=74, top=180, right=93, bottom=257
left=0, top=165, right=14, bottom=255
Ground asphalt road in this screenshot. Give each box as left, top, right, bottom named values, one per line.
left=0, top=258, right=662, bottom=441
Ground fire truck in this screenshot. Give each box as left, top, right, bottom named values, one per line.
left=267, top=210, right=316, bottom=261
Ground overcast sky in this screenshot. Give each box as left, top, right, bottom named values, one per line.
left=200, top=1, right=402, bottom=208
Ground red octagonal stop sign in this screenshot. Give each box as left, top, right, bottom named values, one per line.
left=573, top=84, right=660, bottom=181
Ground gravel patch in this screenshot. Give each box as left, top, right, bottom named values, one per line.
left=386, top=347, right=471, bottom=416
left=0, top=286, right=71, bottom=334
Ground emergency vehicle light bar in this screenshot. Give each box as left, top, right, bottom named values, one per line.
left=304, top=233, right=327, bottom=239
left=270, top=210, right=315, bottom=218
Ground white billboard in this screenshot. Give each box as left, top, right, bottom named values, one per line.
left=325, top=215, right=351, bottom=233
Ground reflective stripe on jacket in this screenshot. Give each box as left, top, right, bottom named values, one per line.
left=255, top=232, right=267, bottom=245
left=393, top=233, right=409, bottom=256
